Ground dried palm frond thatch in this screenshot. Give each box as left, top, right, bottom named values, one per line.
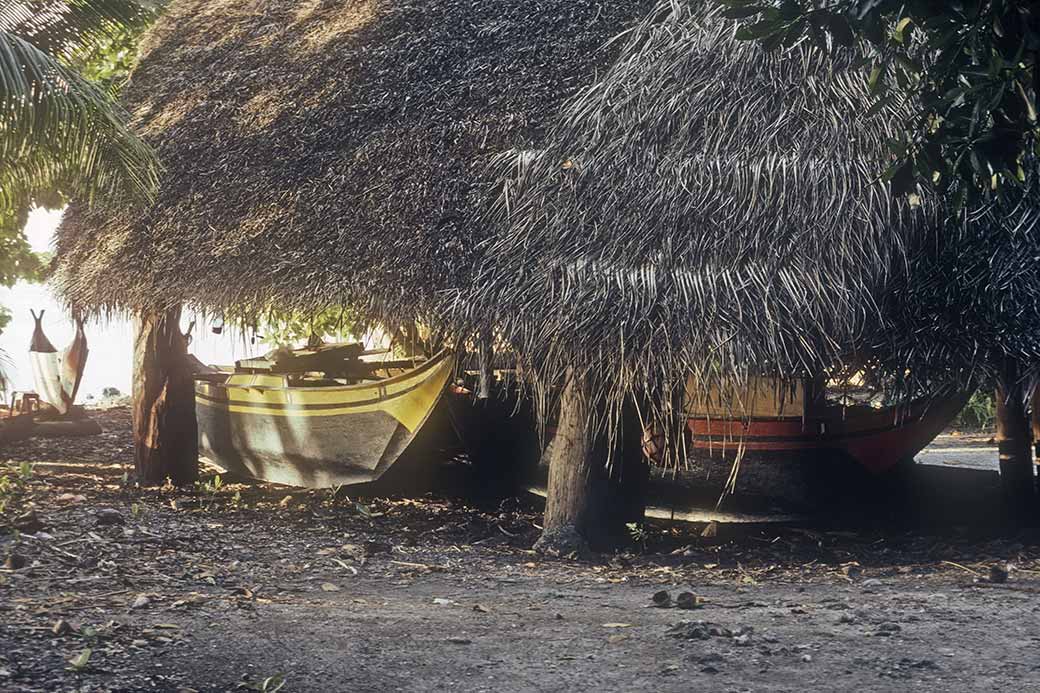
left=879, top=169, right=1040, bottom=389
left=52, top=0, right=655, bottom=325
left=458, top=1, right=961, bottom=439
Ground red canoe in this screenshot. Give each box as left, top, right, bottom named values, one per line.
left=682, top=379, right=971, bottom=474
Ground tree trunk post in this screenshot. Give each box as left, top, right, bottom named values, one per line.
left=132, top=306, right=199, bottom=486
left=995, top=360, right=1034, bottom=516
left=534, top=370, right=606, bottom=555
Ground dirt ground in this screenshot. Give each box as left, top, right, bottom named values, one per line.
left=3, top=408, right=1040, bottom=693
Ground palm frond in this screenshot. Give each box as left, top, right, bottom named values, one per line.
left=0, top=0, right=156, bottom=63
left=0, top=26, right=159, bottom=213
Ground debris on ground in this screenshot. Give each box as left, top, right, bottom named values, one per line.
left=2, top=407, right=1040, bottom=691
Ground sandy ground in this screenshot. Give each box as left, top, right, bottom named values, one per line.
left=3, top=409, right=1040, bottom=693
left=917, top=432, right=1001, bottom=471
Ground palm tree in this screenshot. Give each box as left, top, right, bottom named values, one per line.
left=0, top=1, right=160, bottom=218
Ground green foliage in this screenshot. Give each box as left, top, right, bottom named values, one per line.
left=66, top=648, right=92, bottom=672
left=196, top=474, right=223, bottom=495
left=235, top=306, right=358, bottom=348
left=0, top=462, right=34, bottom=516
left=78, top=24, right=144, bottom=92
left=0, top=1, right=161, bottom=221
left=720, top=1, right=1039, bottom=201
left=626, top=521, right=649, bottom=550
left=238, top=674, right=287, bottom=693
left=953, top=391, right=996, bottom=430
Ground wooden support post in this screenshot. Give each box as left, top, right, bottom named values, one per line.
left=477, top=329, right=493, bottom=400
left=132, top=306, right=199, bottom=486
left=995, top=360, right=1034, bottom=516
left=533, top=370, right=606, bottom=555
left=1031, top=387, right=1040, bottom=482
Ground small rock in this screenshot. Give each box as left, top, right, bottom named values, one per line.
left=668, top=621, right=731, bottom=640
left=875, top=622, right=902, bottom=636
left=988, top=563, right=1010, bottom=584
left=861, top=578, right=883, bottom=588
left=95, top=508, right=124, bottom=526
left=734, top=633, right=752, bottom=646
left=447, top=637, right=472, bottom=645
left=837, top=613, right=857, bottom=625
left=700, top=666, right=719, bottom=675
left=320, top=582, right=341, bottom=592
left=432, top=597, right=456, bottom=606
left=131, top=639, right=149, bottom=648
left=801, top=654, right=813, bottom=663
left=652, top=590, right=672, bottom=608
left=363, top=540, right=392, bottom=555
left=131, top=594, right=151, bottom=610
left=676, top=592, right=704, bottom=610
left=52, top=619, right=71, bottom=636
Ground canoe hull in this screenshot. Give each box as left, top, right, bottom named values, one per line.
left=196, top=351, right=454, bottom=488
left=686, top=393, right=971, bottom=474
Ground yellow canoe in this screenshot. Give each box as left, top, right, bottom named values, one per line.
left=195, top=350, right=454, bottom=487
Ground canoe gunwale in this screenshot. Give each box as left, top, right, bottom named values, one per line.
left=195, top=349, right=452, bottom=395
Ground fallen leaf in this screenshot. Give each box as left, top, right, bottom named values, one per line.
left=602, top=623, right=633, bottom=628
left=67, top=649, right=92, bottom=671
left=320, top=582, right=341, bottom=592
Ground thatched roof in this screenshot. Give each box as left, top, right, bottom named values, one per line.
left=462, top=2, right=953, bottom=416
left=53, top=0, right=654, bottom=322
left=880, top=175, right=1040, bottom=386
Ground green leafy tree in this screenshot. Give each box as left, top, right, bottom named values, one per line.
left=1, top=1, right=161, bottom=218
left=720, top=1, right=1039, bottom=200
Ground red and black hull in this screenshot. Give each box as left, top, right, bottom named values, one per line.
left=687, top=393, right=971, bottom=474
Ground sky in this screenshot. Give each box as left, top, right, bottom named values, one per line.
left=0, top=208, right=258, bottom=401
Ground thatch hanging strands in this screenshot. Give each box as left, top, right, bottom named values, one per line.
left=880, top=167, right=1040, bottom=391
left=462, top=1, right=950, bottom=450
left=51, top=0, right=656, bottom=325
